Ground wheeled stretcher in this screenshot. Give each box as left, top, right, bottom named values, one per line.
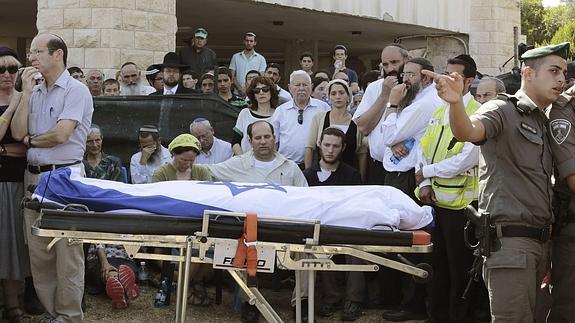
left=30, top=203, right=433, bottom=323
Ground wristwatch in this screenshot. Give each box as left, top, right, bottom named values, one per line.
left=0, top=144, right=5, bottom=155
left=387, top=102, right=398, bottom=109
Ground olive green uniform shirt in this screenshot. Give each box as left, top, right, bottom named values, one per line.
left=549, top=86, right=575, bottom=236
left=472, top=90, right=554, bottom=228
left=151, top=162, right=212, bottom=183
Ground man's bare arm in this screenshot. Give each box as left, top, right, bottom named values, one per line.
left=355, top=76, right=398, bottom=135
left=26, top=119, right=78, bottom=148
left=11, top=67, right=38, bottom=140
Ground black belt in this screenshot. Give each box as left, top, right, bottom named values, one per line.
left=27, top=161, right=81, bottom=174
left=500, top=225, right=551, bottom=243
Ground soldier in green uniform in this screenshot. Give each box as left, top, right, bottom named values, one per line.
left=548, top=84, right=575, bottom=322
left=422, top=42, right=569, bottom=322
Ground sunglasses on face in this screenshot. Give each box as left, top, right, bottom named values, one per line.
left=0, top=66, right=18, bottom=74
left=252, top=86, right=270, bottom=94
left=297, top=109, right=304, bottom=125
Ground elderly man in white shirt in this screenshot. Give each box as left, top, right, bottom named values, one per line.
left=130, top=125, right=172, bottom=183
left=270, top=70, right=330, bottom=168
left=190, top=118, right=233, bottom=164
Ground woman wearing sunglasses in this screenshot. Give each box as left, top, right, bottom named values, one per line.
left=0, top=47, right=32, bottom=323
left=232, top=75, right=279, bottom=155
left=305, top=79, right=368, bottom=181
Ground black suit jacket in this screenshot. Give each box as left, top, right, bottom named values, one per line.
left=150, top=86, right=201, bottom=95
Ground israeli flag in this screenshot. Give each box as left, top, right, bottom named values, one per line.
left=33, top=168, right=433, bottom=231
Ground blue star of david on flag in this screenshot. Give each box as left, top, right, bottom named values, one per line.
left=197, top=181, right=287, bottom=196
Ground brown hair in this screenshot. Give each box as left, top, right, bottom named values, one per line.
left=246, top=76, right=279, bottom=111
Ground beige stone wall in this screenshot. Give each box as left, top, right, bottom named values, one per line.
left=36, top=0, right=177, bottom=78
left=469, top=0, right=521, bottom=76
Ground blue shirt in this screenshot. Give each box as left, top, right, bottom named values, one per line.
left=229, top=51, right=267, bottom=88
left=27, top=70, right=94, bottom=165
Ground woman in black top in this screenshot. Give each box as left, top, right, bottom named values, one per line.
left=0, top=47, right=31, bottom=323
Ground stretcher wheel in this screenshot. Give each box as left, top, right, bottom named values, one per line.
left=413, top=263, right=433, bottom=284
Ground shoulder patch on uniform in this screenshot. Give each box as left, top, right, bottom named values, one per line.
left=550, top=118, right=571, bottom=145
left=521, top=122, right=537, bottom=135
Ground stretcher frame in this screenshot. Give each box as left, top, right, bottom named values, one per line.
left=31, top=205, right=433, bottom=323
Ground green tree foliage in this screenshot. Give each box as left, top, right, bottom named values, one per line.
left=521, top=0, right=546, bottom=45
left=551, top=20, right=575, bottom=59
left=521, top=0, right=575, bottom=46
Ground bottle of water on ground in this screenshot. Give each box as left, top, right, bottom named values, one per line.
left=154, top=277, right=169, bottom=307
left=137, top=261, right=148, bottom=292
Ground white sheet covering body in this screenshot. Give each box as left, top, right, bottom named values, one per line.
left=33, top=168, right=433, bottom=231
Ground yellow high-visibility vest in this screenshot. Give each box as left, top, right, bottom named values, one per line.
left=415, top=98, right=480, bottom=210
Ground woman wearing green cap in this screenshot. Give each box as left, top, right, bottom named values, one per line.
left=152, top=134, right=212, bottom=182
left=151, top=133, right=212, bottom=306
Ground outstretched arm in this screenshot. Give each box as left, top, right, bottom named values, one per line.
left=421, top=70, right=486, bottom=143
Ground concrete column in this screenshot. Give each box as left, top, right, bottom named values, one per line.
left=36, top=0, right=177, bottom=78
left=468, top=0, right=520, bottom=76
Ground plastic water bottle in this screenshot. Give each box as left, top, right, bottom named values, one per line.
left=137, top=261, right=148, bottom=291
left=154, top=277, right=169, bottom=307
left=390, top=138, right=415, bottom=165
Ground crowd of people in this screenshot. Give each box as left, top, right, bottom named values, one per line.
left=0, top=27, right=573, bottom=323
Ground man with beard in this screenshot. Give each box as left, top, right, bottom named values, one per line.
left=150, top=52, right=198, bottom=95
left=353, top=43, right=409, bottom=185
left=270, top=70, right=330, bottom=167
left=119, top=62, right=155, bottom=95
left=303, top=127, right=363, bottom=321
left=379, top=57, right=443, bottom=322
left=229, top=32, right=267, bottom=96
left=129, top=125, right=172, bottom=184
left=265, top=63, right=292, bottom=105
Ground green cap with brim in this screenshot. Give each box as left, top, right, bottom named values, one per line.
left=168, top=134, right=201, bottom=153
left=194, top=28, right=208, bottom=39
left=521, top=42, right=570, bottom=60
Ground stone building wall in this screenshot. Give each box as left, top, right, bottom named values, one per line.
left=468, top=0, right=521, bottom=76
left=36, top=0, right=177, bottom=78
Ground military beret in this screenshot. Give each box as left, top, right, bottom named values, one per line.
left=521, top=42, right=570, bottom=60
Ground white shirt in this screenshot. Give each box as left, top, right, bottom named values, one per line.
left=352, top=79, right=387, bottom=161
left=163, top=84, right=179, bottom=95
left=270, top=97, right=330, bottom=164
left=416, top=92, right=480, bottom=188
left=277, top=86, right=292, bottom=105
left=195, top=137, right=233, bottom=165
left=130, top=145, right=172, bottom=184
left=381, top=82, right=444, bottom=172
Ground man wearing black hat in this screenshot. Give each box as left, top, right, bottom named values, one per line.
left=179, top=27, right=217, bottom=75
left=414, top=54, right=484, bottom=322
left=424, top=42, right=569, bottom=322
left=150, top=52, right=199, bottom=95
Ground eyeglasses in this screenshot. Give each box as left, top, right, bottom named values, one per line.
left=297, top=110, right=304, bottom=125
left=26, top=49, right=49, bottom=59
left=252, top=86, right=270, bottom=94
left=400, top=72, right=417, bottom=79
left=0, top=65, right=18, bottom=74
